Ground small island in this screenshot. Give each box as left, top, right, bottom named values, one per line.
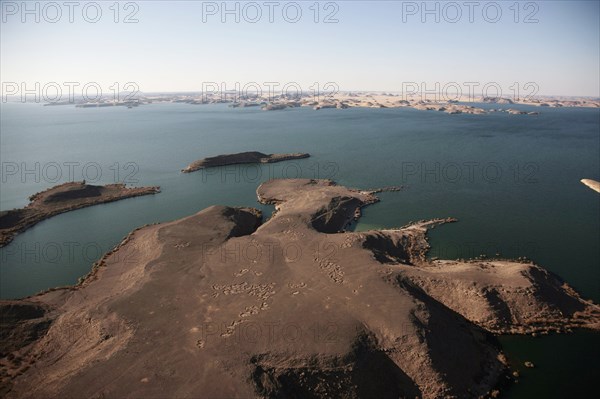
left=0, top=182, right=160, bottom=247
left=181, top=151, right=310, bottom=173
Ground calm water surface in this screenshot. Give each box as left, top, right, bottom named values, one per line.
left=1, top=102, right=598, bottom=398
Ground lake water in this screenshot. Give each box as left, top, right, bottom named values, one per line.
left=1, top=102, right=598, bottom=397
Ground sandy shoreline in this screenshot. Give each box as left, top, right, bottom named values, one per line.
left=118, top=92, right=600, bottom=115
left=53, top=92, right=600, bottom=115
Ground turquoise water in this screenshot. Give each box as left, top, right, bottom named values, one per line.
left=1, top=102, right=598, bottom=397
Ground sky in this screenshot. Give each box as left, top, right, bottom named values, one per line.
left=1, top=0, right=599, bottom=97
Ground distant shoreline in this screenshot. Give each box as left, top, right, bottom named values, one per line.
left=4, top=92, right=599, bottom=113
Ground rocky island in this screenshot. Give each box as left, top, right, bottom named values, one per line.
left=1, top=179, right=598, bottom=398
left=0, top=182, right=160, bottom=247
left=182, top=151, right=310, bottom=173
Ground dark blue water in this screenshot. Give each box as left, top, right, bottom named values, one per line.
left=1, top=102, right=598, bottom=397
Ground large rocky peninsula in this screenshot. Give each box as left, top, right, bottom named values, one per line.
left=1, top=179, right=598, bottom=398
left=182, top=152, right=310, bottom=173
left=0, top=182, right=160, bottom=247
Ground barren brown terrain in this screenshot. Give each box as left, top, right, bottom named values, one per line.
left=1, top=179, right=598, bottom=398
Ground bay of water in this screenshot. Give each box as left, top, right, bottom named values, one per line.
left=0, top=102, right=598, bottom=398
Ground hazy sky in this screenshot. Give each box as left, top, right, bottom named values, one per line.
left=1, top=0, right=599, bottom=96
